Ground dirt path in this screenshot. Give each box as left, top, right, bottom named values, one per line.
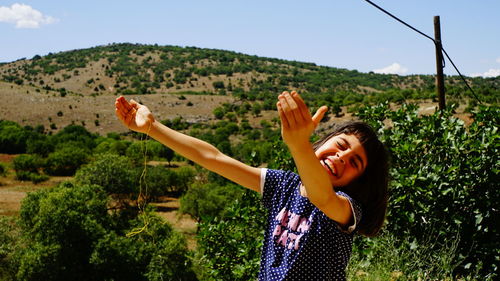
left=151, top=197, right=198, bottom=250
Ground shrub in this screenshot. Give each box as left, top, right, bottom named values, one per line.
left=138, top=165, right=173, bottom=199
left=12, top=154, right=44, bottom=174
left=0, top=121, right=29, bottom=154
left=356, top=103, right=499, bottom=277
left=179, top=182, right=243, bottom=222
left=126, top=140, right=156, bottom=166
left=0, top=216, right=20, bottom=279
left=26, top=136, right=54, bottom=157
left=196, top=190, right=265, bottom=280
left=15, top=183, right=196, bottom=280
left=45, top=145, right=89, bottom=176
left=0, top=162, right=7, bottom=177
left=93, top=138, right=130, bottom=156
left=51, top=125, right=96, bottom=151
left=75, top=153, right=135, bottom=194
left=15, top=171, right=49, bottom=183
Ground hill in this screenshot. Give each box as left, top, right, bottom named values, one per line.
left=0, top=43, right=498, bottom=134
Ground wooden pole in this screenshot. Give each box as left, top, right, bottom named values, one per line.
left=434, top=16, right=446, bottom=110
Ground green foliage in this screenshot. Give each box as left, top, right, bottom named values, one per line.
left=12, top=154, right=49, bottom=183
left=3, top=43, right=499, bottom=107
left=233, top=140, right=272, bottom=167
left=75, top=153, right=136, bottom=194
left=93, top=138, right=130, bottom=156
left=0, top=162, right=7, bottom=177
left=15, top=183, right=195, bottom=280
left=141, top=165, right=192, bottom=197
left=347, top=231, right=469, bottom=280
left=125, top=140, right=158, bottom=165
left=0, top=121, right=30, bottom=154
left=26, top=135, right=54, bottom=157
left=44, top=144, right=89, bottom=176
left=213, top=107, right=225, bottom=119
left=0, top=217, right=20, bottom=280
left=51, top=125, right=96, bottom=151
left=356, top=103, right=499, bottom=277
left=12, top=154, right=43, bottom=174
left=196, top=190, right=265, bottom=280
left=179, top=182, right=243, bottom=222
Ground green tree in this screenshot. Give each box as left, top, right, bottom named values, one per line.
left=196, top=190, right=265, bottom=280
left=75, top=153, right=136, bottom=194
left=44, top=145, right=89, bottom=176
left=0, top=121, right=30, bottom=154
left=180, top=182, right=243, bottom=222
left=16, top=183, right=196, bottom=280
left=357, top=103, right=500, bottom=277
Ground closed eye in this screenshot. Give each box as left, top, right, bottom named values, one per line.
left=351, top=159, right=358, bottom=169
left=336, top=141, right=346, bottom=150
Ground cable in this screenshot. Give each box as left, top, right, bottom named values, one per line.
left=362, top=0, right=482, bottom=104
left=363, top=0, right=434, bottom=42
left=441, top=48, right=482, bottom=103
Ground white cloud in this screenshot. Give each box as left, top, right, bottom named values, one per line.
left=470, top=69, right=500, bottom=78
left=373, top=63, right=408, bottom=75
left=0, top=3, right=57, bottom=28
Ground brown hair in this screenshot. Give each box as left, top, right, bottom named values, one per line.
left=313, top=121, right=389, bottom=237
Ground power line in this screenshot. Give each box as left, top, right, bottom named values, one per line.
left=362, top=0, right=482, bottom=104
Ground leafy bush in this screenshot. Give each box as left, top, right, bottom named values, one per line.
left=15, top=183, right=196, bottom=280
left=0, top=162, right=7, bottom=177
left=12, top=154, right=48, bottom=183
left=75, top=153, right=136, bottom=194
left=357, top=103, right=499, bottom=277
left=44, top=145, right=89, bottom=176
left=15, top=171, right=49, bottom=184
left=0, top=121, right=30, bottom=154
left=125, top=140, right=157, bottom=165
left=26, top=136, right=54, bottom=157
left=12, top=154, right=44, bottom=174
left=93, top=138, right=130, bottom=156
left=0, top=217, right=20, bottom=280
left=180, top=182, right=243, bottom=222
left=196, top=190, right=265, bottom=280
left=51, top=125, right=96, bottom=151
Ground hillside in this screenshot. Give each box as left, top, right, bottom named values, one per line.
left=0, top=43, right=498, bottom=134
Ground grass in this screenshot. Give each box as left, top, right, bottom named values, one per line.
left=346, top=230, right=489, bottom=281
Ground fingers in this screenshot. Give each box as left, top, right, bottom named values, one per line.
left=278, top=92, right=298, bottom=127
left=115, top=96, right=137, bottom=126
left=291, top=91, right=312, bottom=121
left=277, top=101, right=289, bottom=129
left=278, top=91, right=311, bottom=127
left=312, top=106, right=328, bottom=128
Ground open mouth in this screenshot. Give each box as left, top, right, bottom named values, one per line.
left=322, top=159, right=336, bottom=177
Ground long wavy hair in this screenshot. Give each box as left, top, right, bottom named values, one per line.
left=312, top=121, right=389, bottom=237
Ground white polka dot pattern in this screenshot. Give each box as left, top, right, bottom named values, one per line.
left=259, top=169, right=362, bottom=281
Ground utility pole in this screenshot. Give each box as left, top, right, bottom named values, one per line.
left=434, top=16, right=446, bottom=110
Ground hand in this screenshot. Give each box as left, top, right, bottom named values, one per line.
left=115, top=96, right=155, bottom=134
left=277, top=91, right=328, bottom=150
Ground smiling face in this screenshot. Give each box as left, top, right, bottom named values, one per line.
left=314, top=133, right=368, bottom=188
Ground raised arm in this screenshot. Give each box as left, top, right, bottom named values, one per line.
left=277, top=91, right=353, bottom=226
left=115, top=96, right=261, bottom=192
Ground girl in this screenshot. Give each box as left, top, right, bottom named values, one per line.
left=115, top=91, right=389, bottom=280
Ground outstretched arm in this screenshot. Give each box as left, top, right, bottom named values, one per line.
left=115, top=96, right=261, bottom=192
left=277, top=91, right=353, bottom=226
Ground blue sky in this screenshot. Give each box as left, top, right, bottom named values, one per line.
left=1, top=0, right=499, bottom=77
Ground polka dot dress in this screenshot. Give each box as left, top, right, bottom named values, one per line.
left=259, top=169, right=362, bottom=281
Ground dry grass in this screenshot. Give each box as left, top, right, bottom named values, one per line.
left=0, top=81, right=235, bottom=135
